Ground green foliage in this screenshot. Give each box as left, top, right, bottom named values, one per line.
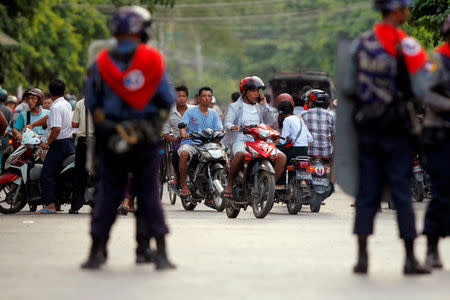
left=0, top=0, right=109, bottom=95
left=407, top=0, right=450, bottom=48
left=0, top=0, right=173, bottom=96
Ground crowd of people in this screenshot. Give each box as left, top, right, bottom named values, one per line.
left=0, top=0, right=448, bottom=276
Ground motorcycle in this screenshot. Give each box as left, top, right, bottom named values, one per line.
left=307, top=157, right=333, bottom=213
left=0, top=129, right=91, bottom=214
left=411, top=154, right=431, bottom=202
left=173, top=126, right=227, bottom=212
left=225, top=124, right=279, bottom=219
left=274, top=156, right=309, bottom=215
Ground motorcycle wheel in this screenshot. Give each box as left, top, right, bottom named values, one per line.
left=412, top=180, right=424, bottom=202
left=212, top=169, right=226, bottom=212
left=252, top=170, right=275, bottom=218
left=310, top=192, right=323, bottom=213
left=168, top=189, right=177, bottom=205
left=159, top=183, right=164, bottom=202
left=225, top=200, right=240, bottom=218
left=181, top=196, right=196, bottom=211
left=286, top=178, right=302, bottom=215
left=0, top=182, right=27, bottom=214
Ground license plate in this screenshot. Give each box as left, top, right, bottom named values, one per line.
left=296, top=171, right=312, bottom=180
left=312, top=178, right=328, bottom=186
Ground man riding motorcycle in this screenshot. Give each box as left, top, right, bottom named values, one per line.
left=223, top=76, right=286, bottom=199
left=12, top=88, right=49, bottom=142
left=178, top=86, right=223, bottom=196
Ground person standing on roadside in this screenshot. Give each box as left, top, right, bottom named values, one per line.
left=81, top=6, right=176, bottom=270
left=421, top=14, right=450, bottom=270
left=29, top=80, right=75, bottom=214
left=69, top=98, right=94, bottom=213
left=344, top=0, right=431, bottom=275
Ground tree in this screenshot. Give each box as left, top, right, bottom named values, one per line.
left=0, top=0, right=174, bottom=96
left=407, top=0, right=450, bottom=48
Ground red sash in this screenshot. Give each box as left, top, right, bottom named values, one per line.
left=436, top=42, right=450, bottom=58
left=375, top=23, right=427, bottom=74
left=97, top=44, right=165, bottom=111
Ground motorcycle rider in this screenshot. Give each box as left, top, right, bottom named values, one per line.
left=162, top=84, right=193, bottom=189
left=277, top=99, right=313, bottom=185
left=82, top=6, right=176, bottom=270
left=301, top=89, right=335, bottom=161
left=12, top=88, right=49, bottom=142
left=344, top=0, right=430, bottom=275
left=421, top=14, right=450, bottom=269
left=178, top=86, right=223, bottom=196
left=223, top=76, right=286, bottom=198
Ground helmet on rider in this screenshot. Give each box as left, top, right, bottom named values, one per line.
left=0, top=88, right=7, bottom=103
left=23, top=88, right=45, bottom=106
left=239, top=76, right=265, bottom=95
left=304, top=89, right=330, bottom=109
left=373, top=0, right=412, bottom=11
left=276, top=93, right=294, bottom=106
left=277, top=99, right=294, bottom=115
left=109, top=6, right=153, bottom=43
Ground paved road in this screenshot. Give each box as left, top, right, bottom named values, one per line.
left=0, top=186, right=448, bottom=300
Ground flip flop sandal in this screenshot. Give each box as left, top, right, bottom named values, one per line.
left=180, top=189, right=191, bottom=197
left=169, top=181, right=179, bottom=189
left=36, top=209, right=56, bottom=214
left=222, top=191, right=233, bottom=200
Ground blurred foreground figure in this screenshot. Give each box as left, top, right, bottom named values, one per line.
left=422, top=14, right=450, bottom=269
left=344, top=0, right=430, bottom=275
left=82, top=6, right=176, bottom=270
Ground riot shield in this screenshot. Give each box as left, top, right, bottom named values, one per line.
left=335, top=38, right=358, bottom=198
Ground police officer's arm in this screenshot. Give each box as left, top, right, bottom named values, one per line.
left=421, top=55, right=450, bottom=112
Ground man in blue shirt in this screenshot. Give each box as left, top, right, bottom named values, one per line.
left=12, top=88, right=49, bottom=141
left=82, top=6, right=176, bottom=270
left=178, top=86, right=223, bottom=196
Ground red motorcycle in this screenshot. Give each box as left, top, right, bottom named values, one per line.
left=225, top=124, right=280, bottom=219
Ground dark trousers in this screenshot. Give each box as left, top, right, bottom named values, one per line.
left=423, top=138, right=450, bottom=237
left=354, top=135, right=417, bottom=240
left=90, top=144, right=169, bottom=240
left=278, top=146, right=308, bottom=184
left=71, top=137, right=88, bottom=211
left=171, top=142, right=181, bottom=176
left=41, top=138, right=76, bottom=205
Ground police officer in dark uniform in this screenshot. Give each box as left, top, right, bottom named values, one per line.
left=344, top=0, right=430, bottom=275
left=81, top=6, right=176, bottom=270
left=422, top=15, right=450, bottom=269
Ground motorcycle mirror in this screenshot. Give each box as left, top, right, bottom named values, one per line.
left=178, top=122, right=187, bottom=129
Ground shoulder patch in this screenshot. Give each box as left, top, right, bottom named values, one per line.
left=401, top=37, right=421, bottom=56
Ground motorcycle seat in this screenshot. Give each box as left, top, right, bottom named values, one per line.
left=61, top=153, right=75, bottom=169
left=310, top=156, right=330, bottom=163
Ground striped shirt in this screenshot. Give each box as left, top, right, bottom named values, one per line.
left=301, top=108, right=335, bottom=158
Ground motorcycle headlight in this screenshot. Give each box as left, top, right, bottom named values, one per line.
left=209, top=149, right=223, bottom=159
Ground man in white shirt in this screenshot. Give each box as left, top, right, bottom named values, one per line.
left=29, top=79, right=75, bottom=213
left=70, top=98, right=94, bottom=213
